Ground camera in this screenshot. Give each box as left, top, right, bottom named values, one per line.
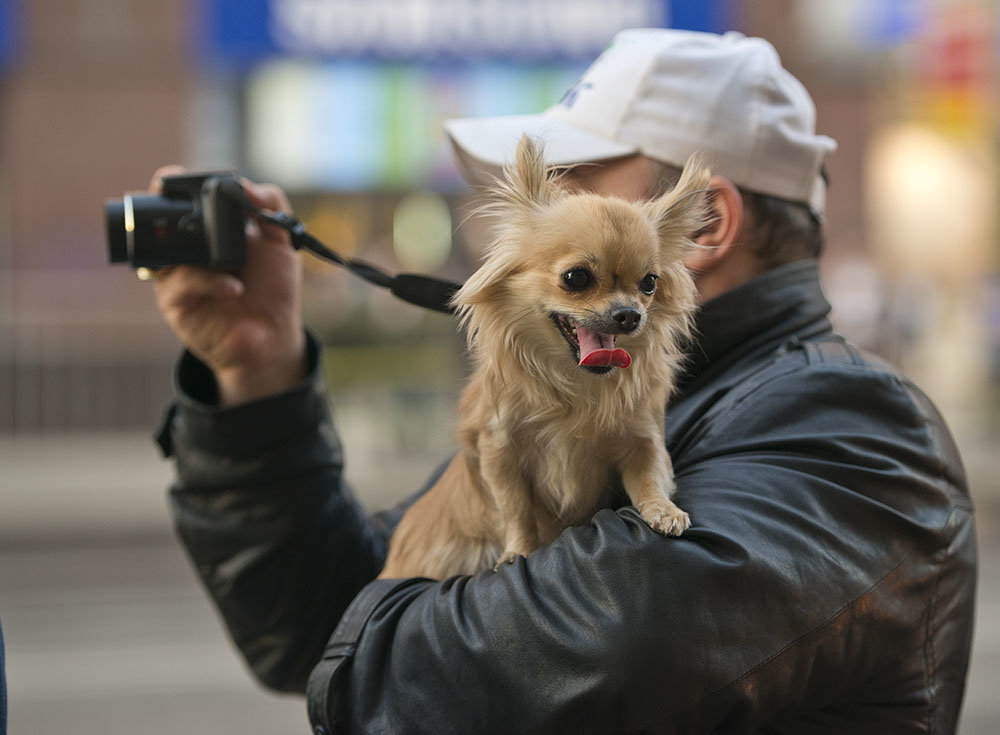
left=105, top=172, right=247, bottom=270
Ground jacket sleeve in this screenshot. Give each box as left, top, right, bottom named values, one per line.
left=305, top=360, right=976, bottom=734
left=159, top=333, right=396, bottom=693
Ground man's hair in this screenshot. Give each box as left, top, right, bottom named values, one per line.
left=648, top=159, right=825, bottom=268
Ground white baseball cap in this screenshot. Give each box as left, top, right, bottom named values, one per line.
left=444, top=29, right=837, bottom=216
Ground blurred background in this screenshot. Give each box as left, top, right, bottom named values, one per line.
left=0, top=0, right=997, bottom=732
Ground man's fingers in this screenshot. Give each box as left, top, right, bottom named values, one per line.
left=149, top=165, right=187, bottom=193
left=153, top=265, right=244, bottom=311
left=241, top=179, right=293, bottom=215
left=148, top=169, right=292, bottom=217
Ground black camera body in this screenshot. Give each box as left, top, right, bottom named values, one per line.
left=105, top=172, right=247, bottom=270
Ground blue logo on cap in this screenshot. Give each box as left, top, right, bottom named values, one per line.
left=559, top=80, right=593, bottom=109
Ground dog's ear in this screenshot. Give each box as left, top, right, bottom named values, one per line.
left=451, top=136, right=549, bottom=311
left=451, top=244, right=521, bottom=311
left=451, top=137, right=552, bottom=316
left=645, top=155, right=712, bottom=251
left=497, top=134, right=551, bottom=209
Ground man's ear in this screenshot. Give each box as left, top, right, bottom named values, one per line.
left=683, top=176, right=744, bottom=275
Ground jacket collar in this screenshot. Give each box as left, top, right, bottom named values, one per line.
left=674, top=259, right=833, bottom=398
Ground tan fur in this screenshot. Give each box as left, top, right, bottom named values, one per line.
left=379, top=136, right=710, bottom=579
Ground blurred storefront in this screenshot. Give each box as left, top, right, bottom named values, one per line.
left=0, top=0, right=730, bottom=437
left=788, top=0, right=999, bottom=454
left=0, top=0, right=996, bottom=478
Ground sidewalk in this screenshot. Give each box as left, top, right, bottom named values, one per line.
left=0, top=426, right=448, bottom=544
left=0, top=431, right=176, bottom=543
left=0, top=430, right=997, bottom=733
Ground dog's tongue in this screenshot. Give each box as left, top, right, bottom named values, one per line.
left=577, top=324, right=632, bottom=369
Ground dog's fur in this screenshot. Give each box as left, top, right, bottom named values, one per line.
left=379, top=137, right=709, bottom=579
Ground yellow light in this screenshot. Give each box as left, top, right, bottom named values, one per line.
left=300, top=204, right=360, bottom=277
left=392, top=192, right=452, bottom=272
left=866, top=123, right=995, bottom=281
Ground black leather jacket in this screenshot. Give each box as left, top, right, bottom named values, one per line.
left=159, top=260, right=977, bottom=734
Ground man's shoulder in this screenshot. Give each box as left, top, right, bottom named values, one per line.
left=672, top=331, right=972, bottom=573
left=720, top=335, right=938, bottom=430
left=674, top=333, right=966, bottom=490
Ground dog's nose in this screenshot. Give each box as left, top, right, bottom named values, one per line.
left=610, top=305, right=641, bottom=333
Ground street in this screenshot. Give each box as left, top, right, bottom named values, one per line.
left=0, top=431, right=997, bottom=734
left=0, top=537, right=307, bottom=734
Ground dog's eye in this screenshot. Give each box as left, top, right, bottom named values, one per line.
left=562, top=268, right=593, bottom=292
left=639, top=273, right=658, bottom=295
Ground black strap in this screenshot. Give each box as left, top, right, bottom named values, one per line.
left=250, top=206, right=461, bottom=315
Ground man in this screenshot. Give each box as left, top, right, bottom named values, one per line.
left=152, top=30, right=977, bottom=733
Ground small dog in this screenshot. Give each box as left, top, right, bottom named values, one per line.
left=379, top=136, right=709, bottom=579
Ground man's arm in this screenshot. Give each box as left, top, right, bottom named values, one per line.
left=306, top=364, right=976, bottom=734
left=146, top=169, right=395, bottom=691
left=160, top=336, right=390, bottom=692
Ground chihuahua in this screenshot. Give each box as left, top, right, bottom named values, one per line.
left=379, top=136, right=709, bottom=579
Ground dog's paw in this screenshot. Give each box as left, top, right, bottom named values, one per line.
left=493, top=550, right=523, bottom=571
left=636, top=501, right=690, bottom=537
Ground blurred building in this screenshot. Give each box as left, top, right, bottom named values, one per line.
left=0, top=0, right=723, bottom=435
left=0, top=0, right=996, bottom=461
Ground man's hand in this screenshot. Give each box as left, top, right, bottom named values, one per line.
left=150, top=166, right=307, bottom=406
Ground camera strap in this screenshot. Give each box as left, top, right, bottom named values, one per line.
left=248, top=204, right=461, bottom=316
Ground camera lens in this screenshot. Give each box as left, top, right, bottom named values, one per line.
left=105, top=199, right=128, bottom=263
left=104, top=173, right=246, bottom=270
left=109, top=194, right=199, bottom=268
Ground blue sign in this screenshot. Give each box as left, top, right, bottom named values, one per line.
left=670, top=0, right=733, bottom=35
left=201, top=0, right=273, bottom=65
left=199, top=0, right=734, bottom=67
left=861, top=0, right=928, bottom=46
left=0, top=0, right=22, bottom=69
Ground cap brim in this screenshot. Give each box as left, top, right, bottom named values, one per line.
left=444, top=113, right=638, bottom=187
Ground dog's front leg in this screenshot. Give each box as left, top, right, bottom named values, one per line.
left=620, top=435, right=690, bottom=536
left=478, top=430, right=538, bottom=568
